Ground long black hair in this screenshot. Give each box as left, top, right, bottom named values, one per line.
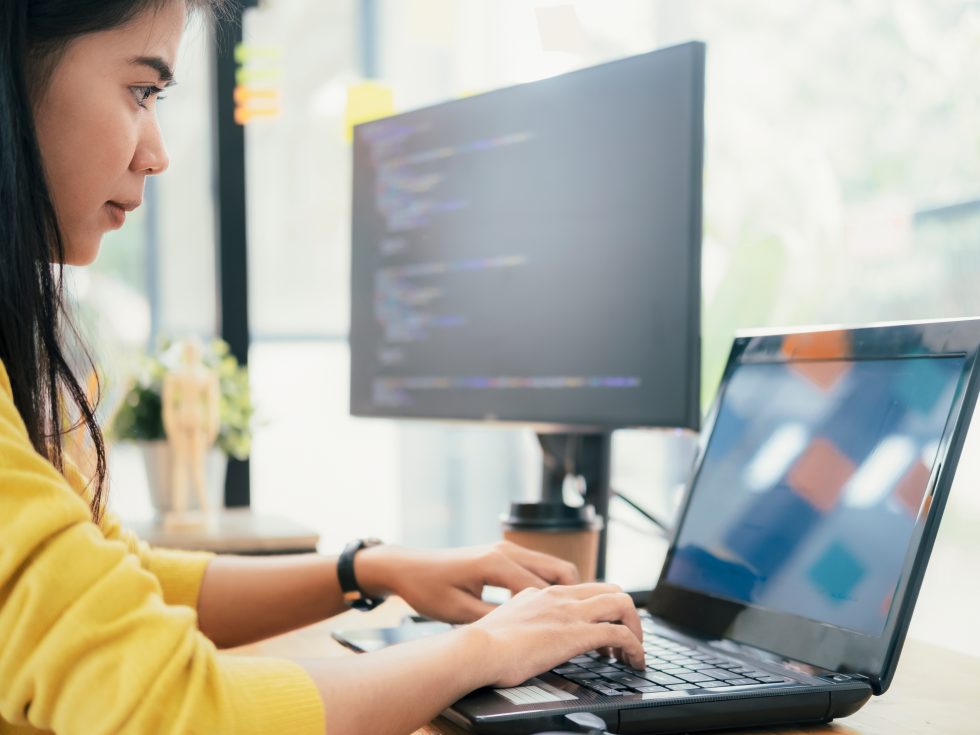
left=0, top=0, right=227, bottom=521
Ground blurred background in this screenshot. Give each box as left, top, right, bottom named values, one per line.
left=72, top=0, right=980, bottom=656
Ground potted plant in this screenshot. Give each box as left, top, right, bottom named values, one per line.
left=109, top=337, right=255, bottom=514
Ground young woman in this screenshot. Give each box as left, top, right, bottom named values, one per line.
left=0, top=1, right=645, bottom=734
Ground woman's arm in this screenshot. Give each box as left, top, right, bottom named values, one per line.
left=196, top=553, right=348, bottom=648
left=196, top=540, right=579, bottom=648
left=295, top=584, right=644, bottom=735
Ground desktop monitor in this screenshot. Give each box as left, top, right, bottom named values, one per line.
left=349, top=41, right=706, bottom=575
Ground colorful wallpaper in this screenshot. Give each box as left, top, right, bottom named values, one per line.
left=665, top=355, right=964, bottom=636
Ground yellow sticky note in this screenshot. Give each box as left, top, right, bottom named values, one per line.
left=535, top=4, right=587, bottom=53
left=235, top=68, right=282, bottom=85
left=345, top=81, right=395, bottom=143
left=233, top=44, right=282, bottom=63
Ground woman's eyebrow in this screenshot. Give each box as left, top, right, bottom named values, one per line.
left=129, top=55, right=177, bottom=86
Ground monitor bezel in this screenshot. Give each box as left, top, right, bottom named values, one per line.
left=646, top=318, right=980, bottom=695
left=348, top=41, right=705, bottom=432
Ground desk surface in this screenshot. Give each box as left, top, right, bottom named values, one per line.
left=126, top=508, right=319, bottom=554
left=230, top=598, right=978, bottom=735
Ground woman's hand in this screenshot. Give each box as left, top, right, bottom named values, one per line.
left=470, top=582, right=645, bottom=687
left=299, top=581, right=645, bottom=735
left=356, top=540, right=580, bottom=623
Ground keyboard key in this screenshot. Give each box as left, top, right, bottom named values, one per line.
left=726, top=678, right=763, bottom=686
left=577, top=660, right=610, bottom=669
left=667, top=683, right=701, bottom=691
left=755, top=675, right=791, bottom=684
left=552, top=666, right=582, bottom=675
left=676, top=672, right=716, bottom=683
left=699, top=668, right=745, bottom=680
left=606, top=674, right=654, bottom=688
left=633, top=685, right=668, bottom=693
left=603, top=681, right=629, bottom=689
left=565, top=672, right=600, bottom=680
left=642, top=672, right=684, bottom=686
left=569, top=656, right=592, bottom=665
left=596, top=688, right=623, bottom=696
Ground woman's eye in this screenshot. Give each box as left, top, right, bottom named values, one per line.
left=131, top=85, right=166, bottom=109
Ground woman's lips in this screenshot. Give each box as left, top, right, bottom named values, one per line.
left=104, top=200, right=140, bottom=229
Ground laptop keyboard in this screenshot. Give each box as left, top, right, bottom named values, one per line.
left=550, top=617, right=793, bottom=697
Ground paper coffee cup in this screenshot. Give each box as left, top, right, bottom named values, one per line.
left=501, top=502, right=604, bottom=583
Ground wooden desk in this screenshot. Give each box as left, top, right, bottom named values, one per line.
left=230, top=598, right=978, bottom=734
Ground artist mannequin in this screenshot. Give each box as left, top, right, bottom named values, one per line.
left=162, top=337, right=220, bottom=526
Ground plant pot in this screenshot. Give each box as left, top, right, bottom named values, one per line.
left=138, top=440, right=227, bottom=515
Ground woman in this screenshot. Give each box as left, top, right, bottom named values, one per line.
left=0, top=1, right=645, bottom=733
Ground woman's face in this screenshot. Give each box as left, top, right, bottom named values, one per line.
left=32, top=2, right=186, bottom=266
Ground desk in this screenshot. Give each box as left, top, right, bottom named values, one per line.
left=229, top=597, right=979, bottom=735
left=127, top=508, right=319, bottom=554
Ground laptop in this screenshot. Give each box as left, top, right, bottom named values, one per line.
left=442, top=319, right=980, bottom=734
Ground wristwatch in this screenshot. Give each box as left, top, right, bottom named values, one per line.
left=337, top=537, right=386, bottom=610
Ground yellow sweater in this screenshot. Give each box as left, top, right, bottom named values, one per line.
left=0, top=360, right=325, bottom=734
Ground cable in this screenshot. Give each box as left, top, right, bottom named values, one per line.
left=610, top=487, right=671, bottom=535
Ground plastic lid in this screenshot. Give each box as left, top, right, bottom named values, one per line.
left=501, top=502, right=604, bottom=531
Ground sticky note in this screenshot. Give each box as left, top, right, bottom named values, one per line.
left=233, top=44, right=282, bottom=63
left=345, top=81, right=395, bottom=142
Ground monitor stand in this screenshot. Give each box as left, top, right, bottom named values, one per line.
left=537, top=432, right=612, bottom=580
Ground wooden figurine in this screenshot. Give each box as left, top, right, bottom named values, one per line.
left=161, top=338, right=220, bottom=529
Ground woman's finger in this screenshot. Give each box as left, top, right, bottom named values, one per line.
left=595, top=623, right=645, bottom=670
left=481, top=555, right=551, bottom=593
left=549, top=582, right=627, bottom=600
left=498, top=542, right=579, bottom=585
left=575, top=591, right=644, bottom=648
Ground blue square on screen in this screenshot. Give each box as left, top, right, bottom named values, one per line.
left=808, top=541, right=865, bottom=605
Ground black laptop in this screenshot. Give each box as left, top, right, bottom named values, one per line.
left=443, top=319, right=980, bottom=734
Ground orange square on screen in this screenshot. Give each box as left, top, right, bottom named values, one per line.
left=790, top=361, right=851, bottom=391
left=782, top=330, right=851, bottom=360
left=787, top=438, right=856, bottom=512
left=893, top=461, right=931, bottom=516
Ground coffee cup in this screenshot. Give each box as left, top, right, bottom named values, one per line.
left=501, top=502, right=604, bottom=583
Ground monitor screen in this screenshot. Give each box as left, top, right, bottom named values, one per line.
left=663, top=356, right=966, bottom=636
left=350, top=42, right=704, bottom=429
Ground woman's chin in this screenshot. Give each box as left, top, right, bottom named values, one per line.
left=61, top=235, right=102, bottom=266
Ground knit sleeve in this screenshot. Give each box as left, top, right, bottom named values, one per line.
left=0, top=365, right=325, bottom=734
left=61, top=456, right=216, bottom=610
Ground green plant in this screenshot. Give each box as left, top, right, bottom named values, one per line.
left=109, top=338, right=255, bottom=460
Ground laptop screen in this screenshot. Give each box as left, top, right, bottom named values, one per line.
left=663, top=355, right=965, bottom=636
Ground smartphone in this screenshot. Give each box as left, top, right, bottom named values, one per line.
left=331, top=620, right=454, bottom=653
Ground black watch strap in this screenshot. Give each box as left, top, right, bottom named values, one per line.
left=337, top=538, right=385, bottom=610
